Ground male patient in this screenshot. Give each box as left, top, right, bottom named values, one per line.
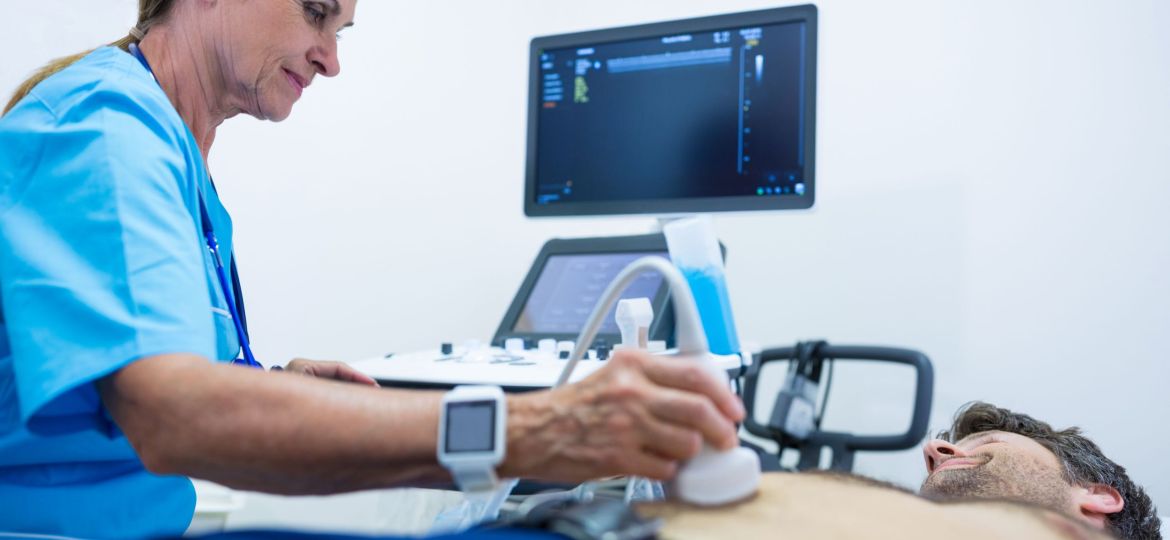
left=920, top=401, right=1161, bottom=540
left=643, top=401, right=1160, bottom=539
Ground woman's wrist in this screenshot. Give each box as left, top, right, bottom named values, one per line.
left=498, top=390, right=565, bottom=479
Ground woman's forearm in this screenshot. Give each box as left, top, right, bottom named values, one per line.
left=100, top=353, right=448, bottom=494
left=100, top=349, right=744, bottom=494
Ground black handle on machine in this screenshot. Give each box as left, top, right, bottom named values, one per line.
left=743, top=343, right=934, bottom=461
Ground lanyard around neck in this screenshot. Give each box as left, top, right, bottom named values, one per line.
left=129, top=43, right=260, bottom=368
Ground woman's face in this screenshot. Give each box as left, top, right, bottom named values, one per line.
left=215, top=0, right=357, bottom=121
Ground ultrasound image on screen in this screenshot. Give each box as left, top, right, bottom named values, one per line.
left=534, top=20, right=809, bottom=205
left=513, top=252, right=666, bottom=334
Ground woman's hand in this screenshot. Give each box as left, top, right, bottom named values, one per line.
left=499, top=349, right=745, bottom=483
left=281, top=358, right=380, bottom=386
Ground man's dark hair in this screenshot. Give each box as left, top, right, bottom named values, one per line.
left=939, top=401, right=1161, bottom=540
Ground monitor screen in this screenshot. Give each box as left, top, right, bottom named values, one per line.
left=512, top=251, right=667, bottom=335
left=525, top=5, right=817, bottom=217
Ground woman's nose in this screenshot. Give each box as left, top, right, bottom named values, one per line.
left=309, top=39, right=341, bottom=78
left=923, top=439, right=967, bottom=473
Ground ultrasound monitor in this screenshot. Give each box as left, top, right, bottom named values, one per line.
left=525, top=5, right=817, bottom=217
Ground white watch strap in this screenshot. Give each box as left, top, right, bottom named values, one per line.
left=452, top=466, right=498, bottom=493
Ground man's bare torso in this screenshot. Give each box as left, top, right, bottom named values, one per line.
left=637, top=472, right=1110, bottom=539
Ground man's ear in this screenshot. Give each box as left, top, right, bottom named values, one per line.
left=1075, top=483, right=1124, bottom=528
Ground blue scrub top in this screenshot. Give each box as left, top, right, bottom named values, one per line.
left=0, top=46, right=243, bottom=538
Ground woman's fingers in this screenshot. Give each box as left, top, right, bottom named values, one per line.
left=644, top=385, right=740, bottom=451
left=284, top=359, right=379, bottom=386
left=622, top=449, right=680, bottom=481
left=634, top=352, right=746, bottom=422
left=326, top=363, right=380, bottom=386
left=636, top=410, right=705, bottom=461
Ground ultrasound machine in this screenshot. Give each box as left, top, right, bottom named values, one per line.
left=345, top=7, right=935, bottom=534
left=352, top=5, right=819, bottom=393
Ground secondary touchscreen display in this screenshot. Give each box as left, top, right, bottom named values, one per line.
left=513, top=252, right=667, bottom=335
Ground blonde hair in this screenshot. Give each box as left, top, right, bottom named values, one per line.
left=3, top=0, right=175, bottom=115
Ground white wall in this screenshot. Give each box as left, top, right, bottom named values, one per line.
left=4, top=0, right=1168, bottom=531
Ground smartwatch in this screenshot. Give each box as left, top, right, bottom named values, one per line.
left=437, top=385, right=507, bottom=493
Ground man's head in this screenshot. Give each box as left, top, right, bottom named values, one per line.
left=919, top=401, right=1160, bottom=539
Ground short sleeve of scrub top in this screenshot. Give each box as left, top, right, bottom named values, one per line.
left=0, top=46, right=240, bottom=538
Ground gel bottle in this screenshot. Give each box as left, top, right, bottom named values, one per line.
left=663, top=216, right=741, bottom=355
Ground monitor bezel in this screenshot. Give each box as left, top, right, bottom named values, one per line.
left=524, top=4, right=818, bottom=217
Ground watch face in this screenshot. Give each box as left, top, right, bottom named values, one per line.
left=445, top=399, right=496, bottom=453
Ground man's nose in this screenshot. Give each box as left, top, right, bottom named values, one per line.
left=923, top=439, right=967, bottom=473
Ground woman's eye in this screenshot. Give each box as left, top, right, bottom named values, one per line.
left=304, top=3, right=327, bottom=25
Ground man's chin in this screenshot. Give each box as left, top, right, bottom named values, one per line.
left=920, top=478, right=956, bottom=499
left=920, top=469, right=984, bottom=500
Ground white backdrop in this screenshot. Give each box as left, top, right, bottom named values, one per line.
left=4, top=0, right=1168, bottom=531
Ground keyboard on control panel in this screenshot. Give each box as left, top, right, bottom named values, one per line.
left=349, top=342, right=613, bottom=391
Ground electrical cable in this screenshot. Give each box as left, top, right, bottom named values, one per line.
left=814, top=355, right=834, bottom=428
